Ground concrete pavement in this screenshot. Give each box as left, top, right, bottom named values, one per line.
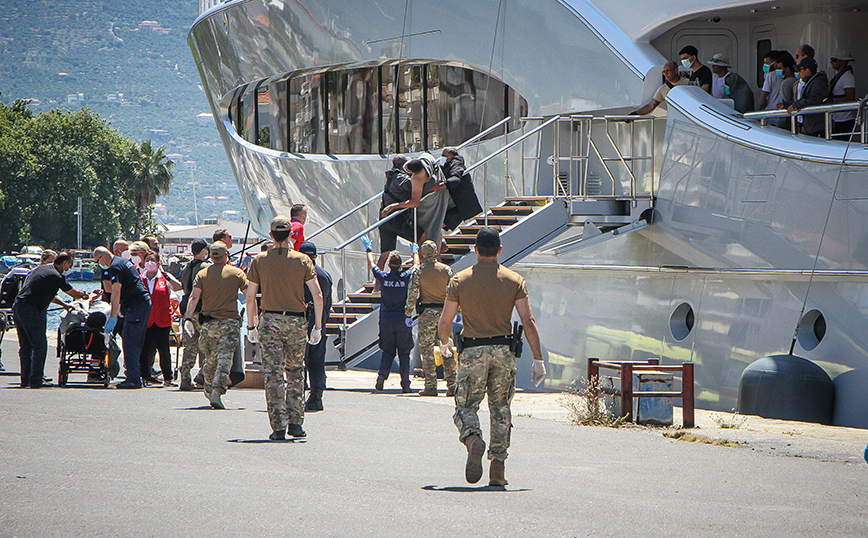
left=1, top=331, right=866, bottom=537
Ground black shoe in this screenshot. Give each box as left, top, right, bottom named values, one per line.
left=43, top=376, right=53, bottom=383
left=375, top=375, right=385, bottom=392
left=269, top=429, right=286, bottom=441
left=402, top=386, right=412, bottom=394
left=116, top=380, right=142, bottom=389
left=305, top=390, right=324, bottom=412
left=193, top=372, right=204, bottom=386
left=30, top=382, right=54, bottom=389
left=287, top=424, right=307, bottom=438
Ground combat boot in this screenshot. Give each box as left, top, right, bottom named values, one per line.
left=210, top=391, right=225, bottom=409
left=489, top=459, right=508, bottom=487
left=305, top=389, right=324, bottom=412
left=463, top=434, right=486, bottom=484
left=269, top=429, right=286, bottom=441
left=193, top=371, right=204, bottom=387
left=287, top=423, right=307, bottom=438
left=417, top=387, right=438, bottom=396
left=445, top=385, right=455, bottom=397
left=375, top=375, right=385, bottom=392
left=179, top=370, right=194, bottom=391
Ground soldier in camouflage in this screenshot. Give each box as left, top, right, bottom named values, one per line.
left=245, top=216, right=324, bottom=441
left=438, top=227, right=546, bottom=487
left=178, top=239, right=210, bottom=391
left=405, top=240, right=455, bottom=396
left=183, top=241, right=248, bottom=409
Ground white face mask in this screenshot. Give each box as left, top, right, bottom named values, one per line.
left=681, top=58, right=692, bottom=69
left=130, top=256, right=141, bottom=266
left=98, top=263, right=109, bottom=270
left=121, top=251, right=131, bottom=260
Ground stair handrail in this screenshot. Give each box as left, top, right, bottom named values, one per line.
left=306, top=117, right=515, bottom=245
left=465, top=116, right=560, bottom=175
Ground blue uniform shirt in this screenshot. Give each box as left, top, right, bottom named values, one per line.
left=372, top=266, right=412, bottom=318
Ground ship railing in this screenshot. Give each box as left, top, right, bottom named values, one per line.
left=743, top=97, right=867, bottom=142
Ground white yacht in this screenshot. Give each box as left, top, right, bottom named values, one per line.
left=189, top=0, right=868, bottom=427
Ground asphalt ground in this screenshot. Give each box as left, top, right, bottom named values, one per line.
left=1, top=330, right=867, bottom=537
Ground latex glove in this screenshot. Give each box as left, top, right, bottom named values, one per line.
left=531, top=359, right=546, bottom=387
left=104, top=316, right=117, bottom=335
left=410, top=242, right=419, bottom=254
left=184, top=320, right=195, bottom=338
left=308, top=327, right=322, bottom=345
left=361, top=235, right=373, bottom=252
left=247, top=327, right=259, bottom=344
left=440, top=338, right=454, bottom=359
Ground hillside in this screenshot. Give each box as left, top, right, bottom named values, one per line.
left=0, top=0, right=241, bottom=226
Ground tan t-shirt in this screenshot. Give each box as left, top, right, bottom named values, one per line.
left=246, top=247, right=316, bottom=313
left=419, top=261, right=453, bottom=304
left=193, top=262, right=248, bottom=320
left=446, top=260, right=528, bottom=338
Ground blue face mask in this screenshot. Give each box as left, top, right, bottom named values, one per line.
left=681, top=58, right=692, bottom=69
left=795, top=72, right=801, bottom=80
left=723, top=85, right=731, bottom=96
left=763, top=63, right=771, bottom=74
left=775, top=69, right=784, bottom=79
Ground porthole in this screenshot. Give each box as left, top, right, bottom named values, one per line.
left=669, top=302, right=695, bottom=341
left=797, top=309, right=826, bottom=351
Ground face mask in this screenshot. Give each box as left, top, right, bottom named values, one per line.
left=762, top=63, right=771, bottom=74
left=121, top=251, right=131, bottom=260
left=131, top=256, right=141, bottom=266
left=795, top=72, right=801, bottom=80
left=98, top=263, right=109, bottom=270
left=681, top=58, right=691, bottom=69
left=723, top=85, right=731, bottom=96
left=145, top=261, right=158, bottom=272
left=775, top=69, right=784, bottom=79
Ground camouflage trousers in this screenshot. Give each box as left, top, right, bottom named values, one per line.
left=179, top=317, right=202, bottom=380
left=198, top=318, right=241, bottom=398
left=453, top=344, right=516, bottom=461
left=260, top=313, right=308, bottom=431
left=418, top=307, right=456, bottom=392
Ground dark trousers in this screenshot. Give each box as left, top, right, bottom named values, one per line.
left=142, top=324, right=172, bottom=382
left=121, top=300, right=152, bottom=386
left=304, top=339, right=327, bottom=392
left=12, top=301, right=48, bottom=387
left=378, top=316, right=413, bottom=388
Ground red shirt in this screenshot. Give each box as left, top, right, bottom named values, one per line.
left=143, top=271, right=173, bottom=328
left=291, top=219, right=304, bottom=250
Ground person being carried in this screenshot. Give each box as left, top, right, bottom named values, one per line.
left=377, top=154, right=423, bottom=271
left=631, top=61, right=688, bottom=115
left=438, top=227, right=546, bottom=487
left=381, top=153, right=450, bottom=247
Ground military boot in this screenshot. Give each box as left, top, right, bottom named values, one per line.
left=375, top=375, right=385, bottom=392
left=418, top=387, right=438, bottom=396
left=287, top=423, right=307, bottom=438
left=489, top=459, right=508, bottom=487
left=269, top=429, right=286, bottom=441
left=463, top=434, right=486, bottom=484
left=178, top=370, right=194, bottom=391
left=193, top=371, right=204, bottom=387
left=210, top=391, right=225, bottom=410
left=445, top=384, right=455, bottom=397
left=305, top=389, right=324, bottom=412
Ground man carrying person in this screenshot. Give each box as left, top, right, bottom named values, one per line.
left=13, top=251, right=87, bottom=388
left=438, top=227, right=546, bottom=487
left=290, top=204, right=306, bottom=250
left=630, top=60, right=688, bottom=115
left=298, top=241, right=332, bottom=412
left=405, top=240, right=455, bottom=396
left=183, top=241, right=247, bottom=409
left=245, top=217, right=323, bottom=440
left=441, top=148, right=482, bottom=232
left=93, top=246, right=152, bottom=389
left=178, top=239, right=211, bottom=391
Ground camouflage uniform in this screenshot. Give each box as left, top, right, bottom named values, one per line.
left=259, top=312, right=309, bottom=431
left=198, top=318, right=241, bottom=398
left=179, top=317, right=201, bottom=383
left=417, top=307, right=456, bottom=393
left=453, top=344, right=516, bottom=461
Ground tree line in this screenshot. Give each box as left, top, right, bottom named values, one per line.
left=0, top=100, right=173, bottom=252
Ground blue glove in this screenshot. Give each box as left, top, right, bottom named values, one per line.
left=410, top=242, right=419, bottom=254
left=361, top=235, right=373, bottom=252
left=105, top=316, right=118, bottom=334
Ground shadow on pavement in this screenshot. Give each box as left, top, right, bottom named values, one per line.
left=421, top=485, right=530, bottom=492
left=227, top=438, right=307, bottom=444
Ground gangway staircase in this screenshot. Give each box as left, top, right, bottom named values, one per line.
left=321, top=113, right=662, bottom=369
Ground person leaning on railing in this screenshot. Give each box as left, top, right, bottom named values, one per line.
left=787, top=57, right=830, bottom=137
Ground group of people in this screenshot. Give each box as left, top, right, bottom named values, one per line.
left=633, top=44, right=859, bottom=138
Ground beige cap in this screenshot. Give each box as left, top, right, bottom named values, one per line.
left=271, top=215, right=292, bottom=232
left=210, top=241, right=228, bottom=257
left=831, top=49, right=855, bottom=61
left=420, top=240, right=437, bottom=258
left=707, top=53, right=731, bottom=67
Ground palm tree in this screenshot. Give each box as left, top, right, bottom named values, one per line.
left=130, top=139, right=174, bottom=236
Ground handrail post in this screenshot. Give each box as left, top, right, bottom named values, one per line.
left=682, top=362, right=695, bottom=428
left=341, top=247, right=347, bottom=331
left=483, top=162, right=489, bottom=227
left=587, top=357, right=599, bottom=381
left=825, top=112, right=832, bottom=141
left=621, top=363, right=633, bottom=421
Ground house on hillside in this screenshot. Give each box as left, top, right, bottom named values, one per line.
left=138, top=21, right=169, bottom=34
left=67, top=93, right=84, bottom=105
left=196, top=112, right=213, bottom=125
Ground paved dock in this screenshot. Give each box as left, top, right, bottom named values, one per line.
left=1, top=330, right=866, bottom=537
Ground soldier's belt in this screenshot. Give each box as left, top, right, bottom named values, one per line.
left=419, top=303, right=442, bottom=309
left=262, top=310, right=305, bottom=317
left=461, top=336, right=512, bottom=349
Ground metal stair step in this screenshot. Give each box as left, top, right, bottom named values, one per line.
left=331, top=302, right=376, bottom=313
left=347, top=292, right=380, bottom=303
left=489, top=206, right=533, bottom=216
left=475, top=216, right=519, bottom=226
left=444, top=234, right=479, bottom=245
left=458, top=224, right=503, bottom=233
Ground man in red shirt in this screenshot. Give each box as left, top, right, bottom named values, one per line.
left=290, top=204, right=306, bottom=250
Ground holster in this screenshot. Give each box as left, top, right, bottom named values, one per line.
left=454, top=331, right=464, bottom=353
left=510, top=322, right=525, bottom=357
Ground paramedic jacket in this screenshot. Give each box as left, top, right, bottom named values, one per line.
left=372, top=266, right=412, bottom=319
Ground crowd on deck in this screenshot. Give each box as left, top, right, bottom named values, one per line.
left=632, top=43, right=858, bottom=138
